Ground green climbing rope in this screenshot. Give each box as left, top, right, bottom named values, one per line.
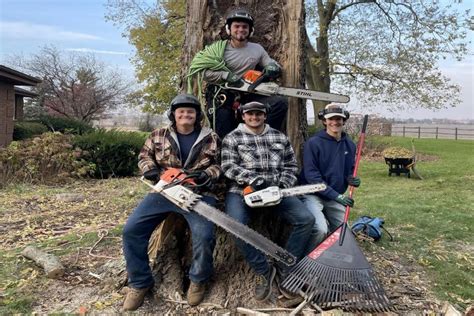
left=186, top=40, right=230, bottom=127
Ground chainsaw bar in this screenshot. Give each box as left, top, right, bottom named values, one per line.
left=192, top=201, right=296, bottom=266
left=224, top=82, right=350, bottom=103
left=141, top=178, right=296, bottom=266
left=280, top=183, right=327, bottom=197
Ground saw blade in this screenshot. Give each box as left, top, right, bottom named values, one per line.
left=193, top=201, right=296, bottom=266
left=141, top=178, right=297, bottom=266
left=223, top=82, right=350, bottom=103
left=280, top=183, right=327, bottom=197
left=276, top=87, right=350, bottom=103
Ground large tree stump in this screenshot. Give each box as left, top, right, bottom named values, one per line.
left=146, top=1, right=306, bottom=309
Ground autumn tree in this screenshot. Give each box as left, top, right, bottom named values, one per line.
left=105, top=0, right=185, bottom=113
left=11, top=46, right=129, bottom=122
left=305, top=0, right=473, bottom=117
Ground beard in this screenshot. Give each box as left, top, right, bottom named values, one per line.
left=232, top=33, right=248, bottom=41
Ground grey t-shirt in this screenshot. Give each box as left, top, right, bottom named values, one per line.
left=203, top=41, right=277, bottom=83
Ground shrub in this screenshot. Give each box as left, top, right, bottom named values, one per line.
left=13, top=121, right=48, bottom=140
left=0, top=133, right=95, bottom=188
left=307, top=124, right=323, bottom=137
left=38, top=115, right=94, bottom=135
left=73, top=129, right=147, bottom=178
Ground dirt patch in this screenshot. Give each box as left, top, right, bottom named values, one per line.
left=0, top=179, right=453, bottom=314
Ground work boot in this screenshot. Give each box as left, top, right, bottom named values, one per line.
left=276, top=268, right=297, bottom=299
left=254, top=265, right=276, bottom=301
left=122, top=286, right=151, bottom=311
left=187, top=281, right=206, bottom=306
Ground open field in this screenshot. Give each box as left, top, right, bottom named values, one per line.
left=0, top=136, right=472, bottom=314
left=355, top=136, right=473, bottom=307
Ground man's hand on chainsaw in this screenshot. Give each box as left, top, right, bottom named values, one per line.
left=347, top=175, right=361, bottom=187
left=184, top=170, right=211, bottom=186
left=335, top=194, right=354, bottom=207
left=263, top=63, right=281, bottom=80
left=249, top=176, right=269, bottom=191
left=143, top=169, right=160, bottom=183
left=226, top=72, right=244, bottom=88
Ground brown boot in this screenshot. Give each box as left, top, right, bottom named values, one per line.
left=123, top=286, right=151, bottom=311
left=186, top=281, right=206, bottom=306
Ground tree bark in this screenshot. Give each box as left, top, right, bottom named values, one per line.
left=305, top=1, right=335, bottom=128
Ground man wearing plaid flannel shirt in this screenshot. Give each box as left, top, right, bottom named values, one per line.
left=122, top=94, right=221, bottom=310
left=221, top=101, right=314, bottom=301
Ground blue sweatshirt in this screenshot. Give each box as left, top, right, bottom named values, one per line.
left=299, top=130, right=356, bottom=200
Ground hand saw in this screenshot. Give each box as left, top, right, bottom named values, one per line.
left=140, top=168, right=297, bottom=266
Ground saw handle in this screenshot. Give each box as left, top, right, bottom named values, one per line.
left=247, top=73, right=268, bottom=93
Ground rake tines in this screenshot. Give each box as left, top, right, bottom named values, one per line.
left=281, top=226, right=393, bottom=312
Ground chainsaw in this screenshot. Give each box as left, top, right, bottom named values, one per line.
left=243, top=183, right=327, bottom=208
left=140, top=168, right=297, bottom=266
left=221, top=70, right=350, bottom=103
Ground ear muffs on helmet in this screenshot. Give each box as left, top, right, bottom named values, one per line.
left=225, top=9, right=254, bottom=38
left=318, top=107, right=350, bottom=120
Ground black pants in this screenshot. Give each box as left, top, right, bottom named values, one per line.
left=206, top=87, right=288, bottom=139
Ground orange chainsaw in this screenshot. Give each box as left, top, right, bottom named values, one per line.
left=140, top=168, right=297, bottom=266
left=223, top=70, right=350, bottom=103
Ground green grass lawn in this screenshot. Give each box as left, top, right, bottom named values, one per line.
left=354, top=136, right=473, bottom=308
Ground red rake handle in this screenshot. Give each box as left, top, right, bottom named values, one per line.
left=339, top=115, right=369, bottom=246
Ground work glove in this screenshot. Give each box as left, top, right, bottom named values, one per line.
left=143, top=169, right=160, bottom=183
left=347, top=175, right=361, bottom=187
left=263, top=63, right=281, bottom=79
left=249, top=176, right=269, bottom=191
left=335, top=194, right=354, bottom=207
left=225, top=72, right=244, bottom=87
left=191, top=170, right=210, bottom=185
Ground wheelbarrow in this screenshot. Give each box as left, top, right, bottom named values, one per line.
left=384, top=157, right=413, bottom=178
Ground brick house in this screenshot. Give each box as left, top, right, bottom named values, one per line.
left=0, top=65, right=41, bottom=147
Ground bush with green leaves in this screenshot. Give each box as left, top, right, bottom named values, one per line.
left=38, top=115, right=94, bottom=135
left=0, top=132, right=95, bottom=188
left=73, top=129, right=147, bottom=178
left=13, top=121, right=49, bottom=140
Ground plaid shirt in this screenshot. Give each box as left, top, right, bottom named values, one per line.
left=138, top=126, right=221, bottom=193
left=221, top=124, right=298, bottom=194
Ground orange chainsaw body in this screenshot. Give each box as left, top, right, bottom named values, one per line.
left=160, top=168, right=196, bottom=185
left=242, top=70, right=263, bottom=83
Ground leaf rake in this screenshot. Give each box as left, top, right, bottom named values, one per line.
left=281, top=115, right=393, bottom=312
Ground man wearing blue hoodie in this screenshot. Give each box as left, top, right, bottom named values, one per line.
left=300, top=104, right=361, bottom=253
left=221, top=101, right=314, bottom=301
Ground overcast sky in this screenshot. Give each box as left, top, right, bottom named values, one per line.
left=1, top=0, right=472, bottom=120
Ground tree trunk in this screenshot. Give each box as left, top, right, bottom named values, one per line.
left=305, top=1, right=335, bottom=128
left=147, top=0, right=306, bottom=310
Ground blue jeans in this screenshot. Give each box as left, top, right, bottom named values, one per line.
left=122, top=193, right=216, bottom=289
left=300, top=194, right=345, bottom=254
left=225, top=192, right=314, bottom=275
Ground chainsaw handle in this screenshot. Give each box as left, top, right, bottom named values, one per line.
left=247, top=74, right=268, bottom=92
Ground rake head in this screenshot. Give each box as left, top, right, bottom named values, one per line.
left=281, top=226, right=393, bottom=312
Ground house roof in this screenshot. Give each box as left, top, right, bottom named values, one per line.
left=14, top=87, right=38, bottom=98
left=0, top=65, right=41, bottom=86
